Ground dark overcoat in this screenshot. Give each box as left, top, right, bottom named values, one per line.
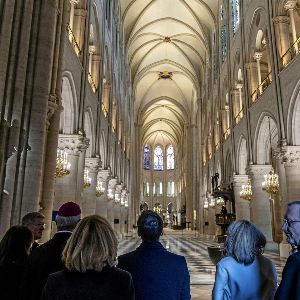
left=275, top=251, right=300, bottom=300
left=117, top=240, right=190, bottom=300
left=20, top=231, right=71, bottom=300
left=41, top=267, right=134, bottom=300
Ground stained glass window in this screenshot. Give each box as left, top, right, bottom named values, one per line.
left=231, top=0, right=240, bottom=35
left=143, top=145, right=151, bottom=170
left=167, top=145, right=174, bottom=170
left=221, top=25, right=227, bottom=63
left=154, top=146, right=164, bottom=170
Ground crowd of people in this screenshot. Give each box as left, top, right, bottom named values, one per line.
left=0, top=200, right=300, bottom=300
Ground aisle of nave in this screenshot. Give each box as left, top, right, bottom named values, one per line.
left=118, top=230, right=287, bottom=300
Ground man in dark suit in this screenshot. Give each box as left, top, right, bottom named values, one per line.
left=22, top=211, right=45, bottom=250
left=20, top=202, right=81, bottom=300
left=118, top=210, right=191, bottom=300
left=275, top=200, right=300, bottom=300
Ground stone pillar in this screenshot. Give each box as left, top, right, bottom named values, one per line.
left=253, top=52, right=263, bottom=93
left=114, top=202, right=121, bottom=235
left=82, top=158, right=100, bottom=217
left=231, top=89, right=240, bottom=123
left=245, top=62, right=259, bottom=98
left=54, top=134, right=89, bottom=210
left=279, top=146, right=300, bottom=202
left=73, top=8, right=87, bottom=52
left=285, top=0, right=298, bottom=51
left=273, top=16, right=291, bottom=66
left=107, top=177, right=118, bottom=227
left=248, top=165, right=277, bottom=250
left=92, top=54, right=100, bottom=88
left=69, top=0, right=78, bottom=31
left=96, top=169, right=111, bottom=218
left=39, top=98, right=62, bottom=242
left=88, top=45, right=95, bottom=75
left=233, top=175, right=251, bottom=220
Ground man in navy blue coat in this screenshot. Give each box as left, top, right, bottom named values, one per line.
left=275, top=201, right=300, bottom=300
left=118, top=210, right=191, bottom=300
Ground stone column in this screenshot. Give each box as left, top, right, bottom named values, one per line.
left=273, top=16, right=291, bottom=66
left=53, top=134, right=89, bottom=210
left=233, top=175, right=251, bottom=220
left=245, top=62, right=259, bottom=98
left=279, top=146, right=300, bottom=202
left=285, top=0, right=298, bottom=52
left=73, top=8, right=87, bottom=52
left=231, top=89, right=240, bottom=124
left=39, top=97, right=62, bottom=242
left=114, top=183, right=123, bottom=234
left=82, top=157, right=100, bottom=217
left=248, top=165, right=277, bottom=250
left=107, top=177, right=118, bottom=228
left=253, top=52, right=263, bottom=93
left=69, top=0, right=78, bottom=31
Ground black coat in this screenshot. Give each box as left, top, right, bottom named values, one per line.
left=41, top=267, right=135, bottom=300
left=275, top=251, right=300, bottom=300
left=117, top=240, right=190, bottom=300
left=20, top=231, right=72, bottom=300
left=0, top=262, right=25, bottom=300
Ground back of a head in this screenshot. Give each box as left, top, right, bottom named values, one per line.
left=0, top=226, right=33, bottom=266
left=137, top=210, right=163, bottom=241
left=224, top=219, right=266, bottom=265
left=63, top=215, right=118, bottom=272
left=21, top=212, right=45, bottom=226
left=55, top=202, right=81, bottom=230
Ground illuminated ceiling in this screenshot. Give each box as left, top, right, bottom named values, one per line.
left=121, top=0, right=218, bottom=146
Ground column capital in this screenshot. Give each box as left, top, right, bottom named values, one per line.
left=253, top=52, right=263, bottom=61
left=275, top=146, right=300, bottom=164
left=70, top=0, right=79, bottom=5
left=97, top=169, right=111, bottom=181
left=273, top=15, right=290, bottom=24
left=89, top=45, right=96, bottom=54
left=247, top=164, right=272, bottom=177
left=232, top=175, right=249, bottom=187
left=108, top=177, right=118, bottom=189
left=58, top=134, right=90, bottom=155
left=284, top=0, right=297, bottom=11
left=85, top=157, right=100, bottom=172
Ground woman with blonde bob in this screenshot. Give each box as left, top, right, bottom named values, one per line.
left=212, top=220, right=277, bottom=300
left=41, top=215, right=134, bottom=300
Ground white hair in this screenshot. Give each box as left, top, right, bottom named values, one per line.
left=55, top=215, right=81, bottom=228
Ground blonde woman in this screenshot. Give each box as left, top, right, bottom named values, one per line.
left=41, top=215, right=134, bottom=300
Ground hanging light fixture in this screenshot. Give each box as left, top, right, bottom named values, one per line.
left=240, top=180, right=253, bottom=201
left=261, top=117, right=279, bottom=195
left=96, top=179, right=105, bottom=197
left=55, top=149, right=71, bottom=177
left=262, top=168, right=279, bottom=194
left=83, top=168, right=91, bottom=188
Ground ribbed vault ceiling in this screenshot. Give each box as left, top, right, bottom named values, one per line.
left=121, top=0, right=217, bottom=146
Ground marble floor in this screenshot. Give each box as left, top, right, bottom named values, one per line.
left=118, top=229, right=287, bottom=300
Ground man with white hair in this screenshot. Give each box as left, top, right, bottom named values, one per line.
left=275, top=201, right=300, bottom=300
left=21, top=202, right=81, bottom=300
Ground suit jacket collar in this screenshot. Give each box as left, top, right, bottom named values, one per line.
left=137, top=240, right=165, bottom=252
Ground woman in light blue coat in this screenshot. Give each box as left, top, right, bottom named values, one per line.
left=212, top=220, right=277, bottom=300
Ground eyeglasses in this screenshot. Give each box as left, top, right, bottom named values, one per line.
left=33, top=223, right=46, bottom=228
left=283, top=219, right=300, bottom=226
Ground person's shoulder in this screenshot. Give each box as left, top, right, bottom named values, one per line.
left=164, top=250, right=187, bottom=264
left=110, top=266, right=132, bottom=278
left=287, top=251, right=300, bottom=265
left=118, top=250, right=137, bottom=261
left=47, top=269, right=69, bottom=280
left=217, top=256, right=236, bottom=267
